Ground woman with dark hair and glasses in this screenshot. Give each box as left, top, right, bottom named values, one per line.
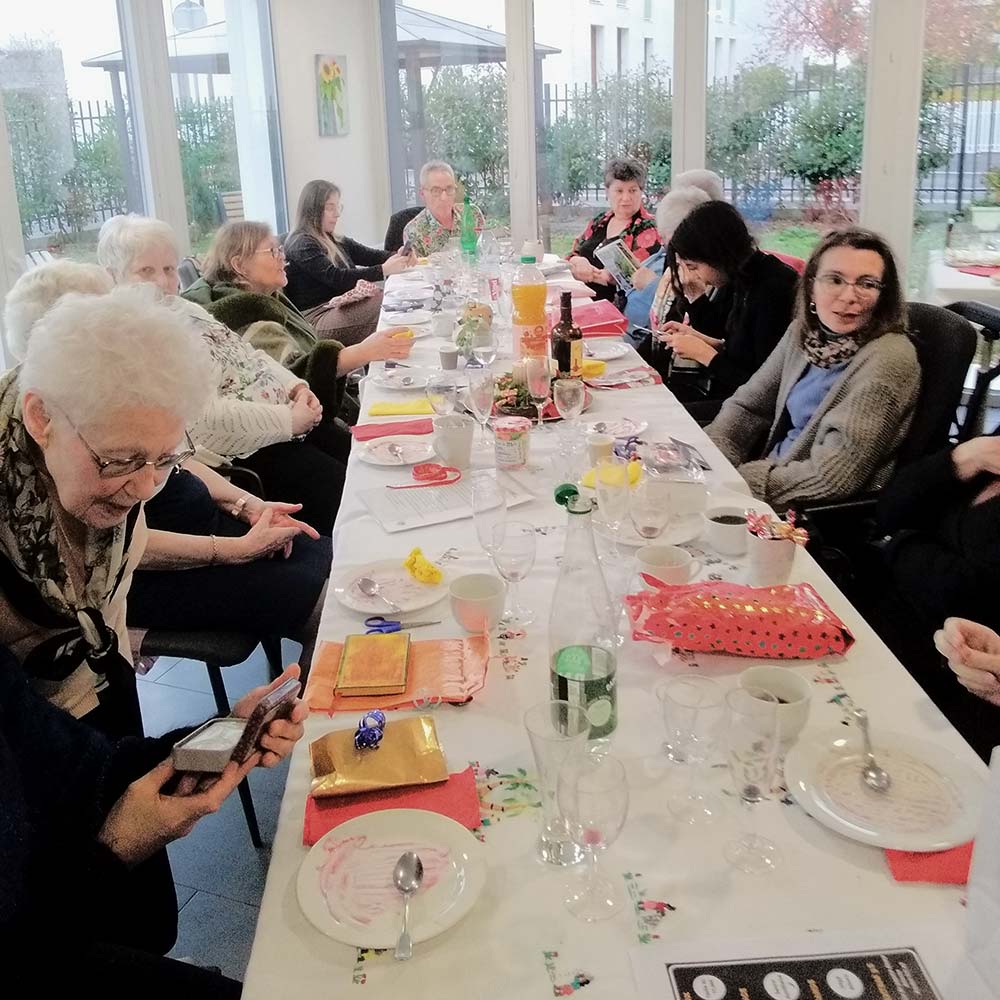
left=707, top=228, right=921, bottom=510
left=637, top=200, right=798, bottom=419
left=284, top=179, right=412, bottom=344
left=567, top=157, right=661, bottom=302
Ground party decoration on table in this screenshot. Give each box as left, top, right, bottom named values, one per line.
left=472, top=762, right=540, bottom=832
left=309, top=715, right=447, bottom=797
left=571, top=298, right=628, bottom=336
left=584, top=366, right=662, bottom=389
left=354, top=710, right=387, bottom=751
left=542, top=951, right=594, bottom=996
left=336, top=632, right=410, bottom=697
left=303, top=766, right=480, bottom=845
left=580, top=358, right=606, bottom=378
left=404, top=547, right=444, bottom=584
left=368, top=399, right=435, bottom=417
left=493, top=372, right=592, bottom=420
left=625, top=581, right=855, bottom=659
left=746, top=510, right=809, bottom=545
left=884, top=840, right=974, bottom=885
left=386, top=462, right=462, bottom=490
left=580, top=458, right=643, bottom=489
left=624, top=872, right=677, bottom=945
left=351, top=418, right=434, bottom=441
left=305, top=635, right=489, bottom=713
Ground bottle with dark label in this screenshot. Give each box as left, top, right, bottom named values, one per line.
left=551, top=291, right=583, bottom=378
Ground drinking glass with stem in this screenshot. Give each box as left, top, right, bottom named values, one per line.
left=525, top=357, right=552, bottom=432
left=490, top=520, right=536, bottom=626
left=553, top=378, right=587, bottom=481
left=466, top=370, right=495, bottom=449
left=425, top=374, right=457, bottom=416
left=472, top=472, right=507, bottom=556
left=628, top=476, right=672, bottom=541
left=724, top=686, right=782, bottom=874
left=594, top=454, right=630, bottom=558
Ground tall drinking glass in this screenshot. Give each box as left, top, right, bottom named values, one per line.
left=426, top=375, right=457, bottom=416
left=594, top=455, right=629, bottom=558
left=725, top=686, right=781, bottom=874
left=557, top=750, right=629, bottom=921
left=472, top=472, right=507, bottom=556
left=525, top=357, right=551, bottom=432
left=491, top=520, right=536, bottom=626
left=472, top=325, right=498, bottom=367
left=524, top=700, right=591, bottom=866
left=466, top=370, right=495, bottom=448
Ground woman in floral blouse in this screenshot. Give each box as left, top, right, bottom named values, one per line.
left=567, top=157, right=661, bottom=302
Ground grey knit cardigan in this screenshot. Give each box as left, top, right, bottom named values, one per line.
left=706, top=325, right=921, bottom=509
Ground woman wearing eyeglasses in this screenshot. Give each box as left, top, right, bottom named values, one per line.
left=706, top=228, right=921, bottom=509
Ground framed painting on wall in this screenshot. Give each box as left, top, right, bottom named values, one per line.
left=316, top=54, right=349, bottom=136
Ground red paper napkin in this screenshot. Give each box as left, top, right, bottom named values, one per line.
left=351, top=419, right=434, bottom=441
left=884, top=841, right=974, bottom=884
left=303, top=766, right=481, bottom=845
left=957, top=265, right=1000, bottom=278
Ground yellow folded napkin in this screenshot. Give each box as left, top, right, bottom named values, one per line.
left=581, top=359, right=606, bottom=378
left=581, top=459, right=643, bottom=489
left=368, top=399, right=435, bottom=417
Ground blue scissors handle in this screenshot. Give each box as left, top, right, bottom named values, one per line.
left=364, top=616, right=441, bottom=634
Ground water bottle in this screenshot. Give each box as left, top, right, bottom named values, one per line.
left=477, top=228, right=502, bottom=307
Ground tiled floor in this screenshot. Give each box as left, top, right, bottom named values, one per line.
left=137, top=641, right=299, bottom=981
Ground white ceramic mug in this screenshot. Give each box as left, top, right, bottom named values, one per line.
left=739, top=666, right=812, bottom=745
left=703, top=505, right=749, bottom=556
left=636, top=545, right=702, bottom=585
left=746, top=532, right=797, bottom=587
left=433, top=414, right=475, bottom=469
left=449, top=573, right=506, bottom=633
left=587, top=433, right=615, bottom=465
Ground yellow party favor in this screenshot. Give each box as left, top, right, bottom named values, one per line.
left=581, top=459, right=643, bottom=489
left=580, top=358, right=607, bottom=378
left=404, top=547, right=443, bottom=585
left=368, top=400, right=435, bottom=417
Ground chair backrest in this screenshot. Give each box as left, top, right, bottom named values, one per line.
left=899, top=301, right=978, bottom=463
left=178, top=256, right=201, bottom=291
left=946, top=300, right=1000, bottom=440
left=384, top=206, right=423, bottom=253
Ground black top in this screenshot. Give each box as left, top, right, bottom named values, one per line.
left=634, top=250, right=799, bottom=403
left=877, top=435, right=1000, bottom=629
left=384, top=206, right=423, bottom=253
left=570, top=208, right=661, bottom=303
left=284, top=231, right=391, bottom=310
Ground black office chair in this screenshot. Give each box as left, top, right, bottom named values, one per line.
left=945, top=300, right=1000, bottom=440
left=384, top=206, right=423, bottom=253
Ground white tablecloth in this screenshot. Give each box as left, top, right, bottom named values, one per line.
left=926, top=251, right=1000, bottom=308
left=242, top=274, right=984, bottom=999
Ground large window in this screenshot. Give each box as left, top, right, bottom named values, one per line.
left=704, top=1, right=871, bottom=265
left=535, top=0, right=674, bottom=254
left=1, top=1, right=143, bottom=262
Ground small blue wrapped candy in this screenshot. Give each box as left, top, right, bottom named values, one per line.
left=361, top=709, right=387, bottom=731
left=354, top=724, right=384, bottom=751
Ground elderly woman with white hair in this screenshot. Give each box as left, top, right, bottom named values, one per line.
left=402, top=160, right=486, bottom=257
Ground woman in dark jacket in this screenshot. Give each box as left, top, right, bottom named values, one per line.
left=284, top=179, right=412, bottom=344
left=636, top=200, right=798, bottom=422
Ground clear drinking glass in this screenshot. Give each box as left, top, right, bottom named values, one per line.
left=472, top=326, right=498, bottom=367
left=656, top=674, right=727, bottom=825
left=425, top=375, right=456, bottom=416
left=553, top=378, right=585, bottom=423
left=629, top=477, right=672, bottom=541
left=525, top=356, right=552, bottom=431
left=725, top=686, right=782, bottom=874
left=491, top=520, right=536, bottom=626
left=472, top=472, right=507, bottom=555
left=594, top=455, right=629, bottom=556
left=524, top=700, right=591, bottom=866
left=557, top=750, right=629, bottom=921
left=466, top=370, right=495, bottom=448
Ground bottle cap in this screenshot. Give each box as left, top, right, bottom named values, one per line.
left=519, top=255, right=537, bottom=263
left=554, top=483, right=594, bottom=514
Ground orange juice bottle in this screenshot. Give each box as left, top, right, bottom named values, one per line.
left=511, top=251, right=548, bottom=359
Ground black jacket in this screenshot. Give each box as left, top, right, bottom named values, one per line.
left=284, top=231, right=391, bottom=310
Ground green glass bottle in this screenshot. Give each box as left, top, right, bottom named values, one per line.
left=460, top=192, right=478, bottom=261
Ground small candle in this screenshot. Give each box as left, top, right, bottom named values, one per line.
left=511, top=360, right=526, bottom=386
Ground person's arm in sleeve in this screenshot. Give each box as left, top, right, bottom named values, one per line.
left=189, top=391, right=293, bottom=458
left=876, top=448, right=970, bottom=534
left=288, top=236, right=379, bottom=296
left=340, top=236, right=392, bottom=270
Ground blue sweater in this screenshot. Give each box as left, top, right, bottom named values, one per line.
left=770, top=361, right=848, bottom=459
left=624, top=248, right=665, bottom=331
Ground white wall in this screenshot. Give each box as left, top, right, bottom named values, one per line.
left=269, top=0, right=391, bottom=246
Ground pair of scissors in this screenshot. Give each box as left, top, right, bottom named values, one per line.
left=364, top=616, right=442, bottom=634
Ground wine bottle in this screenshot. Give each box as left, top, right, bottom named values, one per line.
left=551, top=291, right=583, bottom=378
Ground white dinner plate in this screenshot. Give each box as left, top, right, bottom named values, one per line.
left=594, top=512, right=703, bottom=548
left=297, top=809, right=487, bottom=949
left=370, top=371, right=430, bottom=391
left=357, top=436, right=436, bottom=467
left=333, top=559, right=450, bottom=614
left=584, top=341, right=629, bottom=361
left=384, top=309, right=433, bottom=326
left=382, top=295, right=433, bottom=312
left=582, top=416, right=648, bottom=439
left=785, top=728, right=985, bottom=852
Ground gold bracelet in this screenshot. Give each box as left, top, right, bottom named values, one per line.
left=210, top=534, right=218, bottom=565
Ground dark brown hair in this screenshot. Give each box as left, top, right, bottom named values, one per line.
left=603, top=157, right=647, bottom=189
left=289, top=179, right=347, bottom=265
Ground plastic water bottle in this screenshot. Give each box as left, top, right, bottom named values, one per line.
left=477, top=228, right=502, bottom=307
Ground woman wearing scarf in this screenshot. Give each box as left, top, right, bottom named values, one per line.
left=707, top=229, right=921, bottom=510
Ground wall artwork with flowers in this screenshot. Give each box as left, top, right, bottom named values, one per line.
left=316, top=55, right=349, bottom=137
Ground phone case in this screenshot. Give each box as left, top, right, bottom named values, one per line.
left=230, top=677, right=302, bottom=764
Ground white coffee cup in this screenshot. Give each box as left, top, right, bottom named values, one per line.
left=433, top=414, right=475, bottom=469
left=449, top=573, right=506, bottom=633
left=704, top=505, right=749, bottom=556
left=636, top=545, right=702, bottom=585
left=439, top=344, right=460, bottom=370
left=739, top=666, right=812, bottom=745
left=587, top=432, right=615, bottom=465
left=746, top=532, right=797, bottom=587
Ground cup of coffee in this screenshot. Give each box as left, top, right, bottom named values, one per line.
left=439, top=344, right=460, bottom=370
left=433, top=414, right=475, bottom=469
left=704, top=506, right=749, bottom=556
left=636, top=545, right=702, bottom=586
left=587, top=432, right=615, bottom=465
left=738, top=666, right=811, bottom=745
left=449, top=573, right=506, bottom=633
left=746, top=532, right=796, bottom=587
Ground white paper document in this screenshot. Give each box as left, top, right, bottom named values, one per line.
left=358, top=472, right=535, bottom=533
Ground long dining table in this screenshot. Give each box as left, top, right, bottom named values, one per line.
left=241, top=271, right=987, bottom=999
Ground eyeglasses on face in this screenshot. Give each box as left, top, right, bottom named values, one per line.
left=254, top=245, right=286, bottom=259
left=73, top=419, right=196, bottom=479
left=427, top=185, right=457, bottom=198
left=815, top=272, right=883, bottom=296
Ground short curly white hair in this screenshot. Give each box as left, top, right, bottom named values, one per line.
left=19, top=284, right=213, bottom=428
left=655, top=186, right=711, bottom=241
left=4, top=261, right=113, bottom=362
left=97, top=213, right=180, bottom=282
left=671, top=169, right=725, bottom=202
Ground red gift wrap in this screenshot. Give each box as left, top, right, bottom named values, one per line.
left=625, top=581, right=854, bottom=659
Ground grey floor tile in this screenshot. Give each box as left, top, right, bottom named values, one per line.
left=169, top=891, right=259, bottom=982
left=137, top=655, right=180, bottom=683
left=175, top=883, right=197, bottom=910
left=137, top=682, right=217, bottom=737
left=154, top=646, right=273, bottom=706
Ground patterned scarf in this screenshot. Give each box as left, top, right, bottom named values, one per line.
left=801, top=321, right=863, bottom=369
left=0, top=369, right=139, bottom=682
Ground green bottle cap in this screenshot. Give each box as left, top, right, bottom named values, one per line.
left=554, top=483, right=579, bottom=506
left=519, top=255, right=537, bottom=263
left=554, top=484, right=594, bottom=514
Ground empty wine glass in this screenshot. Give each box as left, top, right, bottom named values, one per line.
left=594, top=455, right=629, bottom=557
left=525, top=356, right=551, bottom=431
left=491, top=520, right=536, bottom=626
left=553, top=378, right=586, bottom=423
left=629, top=477, right=672, bottom=541
left=557, top=750, right=629, bottom=921
left=725, top=686, right=781, bottom=874
left=656, top=675, right=727, bottom=825
left=426, top=375, right=456, bottom=416
left=472, top=472, right=507, bottom=556
left=467, top=370, right=495, bottom=448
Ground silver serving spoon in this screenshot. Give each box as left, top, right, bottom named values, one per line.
left=853, top=708, right=892, bottom=793
left=357, top=576, right=402, bottom=613
left=393, top=851, right=424, bottom=961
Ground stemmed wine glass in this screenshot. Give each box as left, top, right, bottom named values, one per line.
left=553, top=378, right=586, bottom=424
left=656, top=674, right=727, bottom=825
left=472, top=472, right=507, bottom=556
left=594, top=455, right=629, bottom=557
left=426, top=375, right=457, bottom=416
left=557, top=750, right=629, bottom=921
left=525, top=357, right=552, bottom=432
left=628, top=477, right=672, bottom=541
left=466, top=370, right=495, bottom=449
left=725, top=686, right=781, bottom=874
left=490, top=520, right=536, bottom=626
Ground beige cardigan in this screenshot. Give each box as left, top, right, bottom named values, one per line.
left=706, top=327, right=921, bottom=509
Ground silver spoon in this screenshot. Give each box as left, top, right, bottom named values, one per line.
left=590, top=421, right=608, bottom=433
left=386, top=442, right=406, bottom=463
left=393, top=851, right=424, bottom=961
left=357, top=576, right=402, bottom=613
left=853, top=708, right=892, bottom=793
